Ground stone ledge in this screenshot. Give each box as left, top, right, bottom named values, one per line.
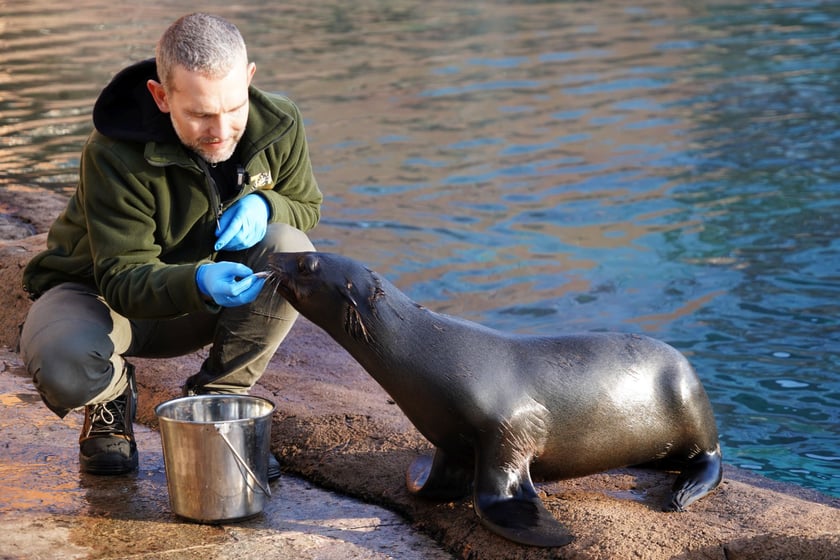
left=1, top=210, right=837, bottom=559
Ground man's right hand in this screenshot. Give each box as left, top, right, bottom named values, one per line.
left=195, top=261, right=266, bottom=307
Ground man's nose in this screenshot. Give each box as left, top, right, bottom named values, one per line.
left=208, top=114, right=232, bottom=139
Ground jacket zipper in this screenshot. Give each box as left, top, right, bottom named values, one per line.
left=192, top=157, right=223, bottom=231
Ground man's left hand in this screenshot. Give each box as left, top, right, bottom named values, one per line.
left=215, top=194, right=270, bottom=251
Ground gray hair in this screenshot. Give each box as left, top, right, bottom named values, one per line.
left=156, top=13, right=247, bottom=90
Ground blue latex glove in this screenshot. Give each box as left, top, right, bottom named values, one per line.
left=196, top=261, right=267, bottom=307
left=215, top=194, right=270, bottom=251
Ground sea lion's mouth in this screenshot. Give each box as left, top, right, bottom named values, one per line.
left=262, top=261, right=291, bottom=294
left=265, top=255, right=290, bottom=280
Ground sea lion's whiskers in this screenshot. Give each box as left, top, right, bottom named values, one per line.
left=266, top=251, right=723, bottom=548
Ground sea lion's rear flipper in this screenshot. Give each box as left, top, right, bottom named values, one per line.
left=406, top=449, right=472, bottom=501
left=665, top=445, right=723, bottom=512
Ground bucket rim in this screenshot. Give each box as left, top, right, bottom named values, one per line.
left=154, top=394, right=276, bottom=423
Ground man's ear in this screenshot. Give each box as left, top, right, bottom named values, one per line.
left=247, top=61, right=256, bottom=85
left=146, top=79, right=170, bottom=113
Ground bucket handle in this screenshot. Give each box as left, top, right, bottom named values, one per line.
left=214, top=422, right=272, bottom=498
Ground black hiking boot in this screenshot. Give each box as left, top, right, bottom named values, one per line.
left=79, top=363, right=138, bottom=475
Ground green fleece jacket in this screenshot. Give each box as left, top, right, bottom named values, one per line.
left=22, top=59, right=323, bottom=319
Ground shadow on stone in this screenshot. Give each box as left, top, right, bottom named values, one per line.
left=672, top=533, right=840, bottom=560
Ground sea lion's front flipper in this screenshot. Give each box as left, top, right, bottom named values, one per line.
left=473, top=463, right=573, bottom=547
left=471, top=400, right=573, bottom=547
left=406, top=448, right=472, bottom=501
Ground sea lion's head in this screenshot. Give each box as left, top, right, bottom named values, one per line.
left=266, top=252, right=384, bottom=343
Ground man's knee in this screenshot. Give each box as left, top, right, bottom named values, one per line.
left=27, top=331, right=114, bottom=412
left=263, top=223, right=316, bottom=253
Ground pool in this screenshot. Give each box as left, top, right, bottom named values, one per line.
left=2, top=0, right=838, bottom=497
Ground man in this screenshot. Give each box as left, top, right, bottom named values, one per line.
left=19, top=13, right=322, bottom=478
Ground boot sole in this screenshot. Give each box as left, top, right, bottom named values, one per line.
left=80, top=450, right=139, bottom=475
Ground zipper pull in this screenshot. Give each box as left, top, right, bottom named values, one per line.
left=236, top=165, right=249, bottom=188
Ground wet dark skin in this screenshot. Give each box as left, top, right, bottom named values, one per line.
left=265, top=252, right=723, bottom=548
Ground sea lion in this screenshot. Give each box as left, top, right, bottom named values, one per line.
left=266, top=252, right=723, bottom=547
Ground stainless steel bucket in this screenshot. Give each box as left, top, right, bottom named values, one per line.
left=155, top=395, right=275, bottom=523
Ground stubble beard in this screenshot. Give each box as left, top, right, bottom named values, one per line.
left=171, top=118, right=240, bottom=165
left=195, top=140, right=238, bottom=165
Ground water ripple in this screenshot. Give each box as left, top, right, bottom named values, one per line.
left=1, top=0, right=838, bottom=497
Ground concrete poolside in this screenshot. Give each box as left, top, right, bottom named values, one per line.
left=0, top=352, right=455, bottom=560
left=0, top=229, right=838, bottom=559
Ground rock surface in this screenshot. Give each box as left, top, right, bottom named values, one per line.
left=0, top=189, right=837, bottom=559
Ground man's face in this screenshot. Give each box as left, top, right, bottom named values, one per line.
left=148, top=59, right=256, bottom=164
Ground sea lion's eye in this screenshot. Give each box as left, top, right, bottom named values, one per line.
left=299, top=254, right=319, bottom=275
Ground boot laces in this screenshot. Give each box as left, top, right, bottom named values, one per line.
left=86, top=396, right=128, bottom=437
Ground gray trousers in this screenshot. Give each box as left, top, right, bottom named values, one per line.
left=19, top=223, right=314, bottom=418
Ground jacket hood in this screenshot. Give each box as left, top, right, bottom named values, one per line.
left=93, top=58, right=178, bottom=144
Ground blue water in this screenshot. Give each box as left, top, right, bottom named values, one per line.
left=1, top=0, right=838, bottom=497
left=309, top=1, right=840, bottom=497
